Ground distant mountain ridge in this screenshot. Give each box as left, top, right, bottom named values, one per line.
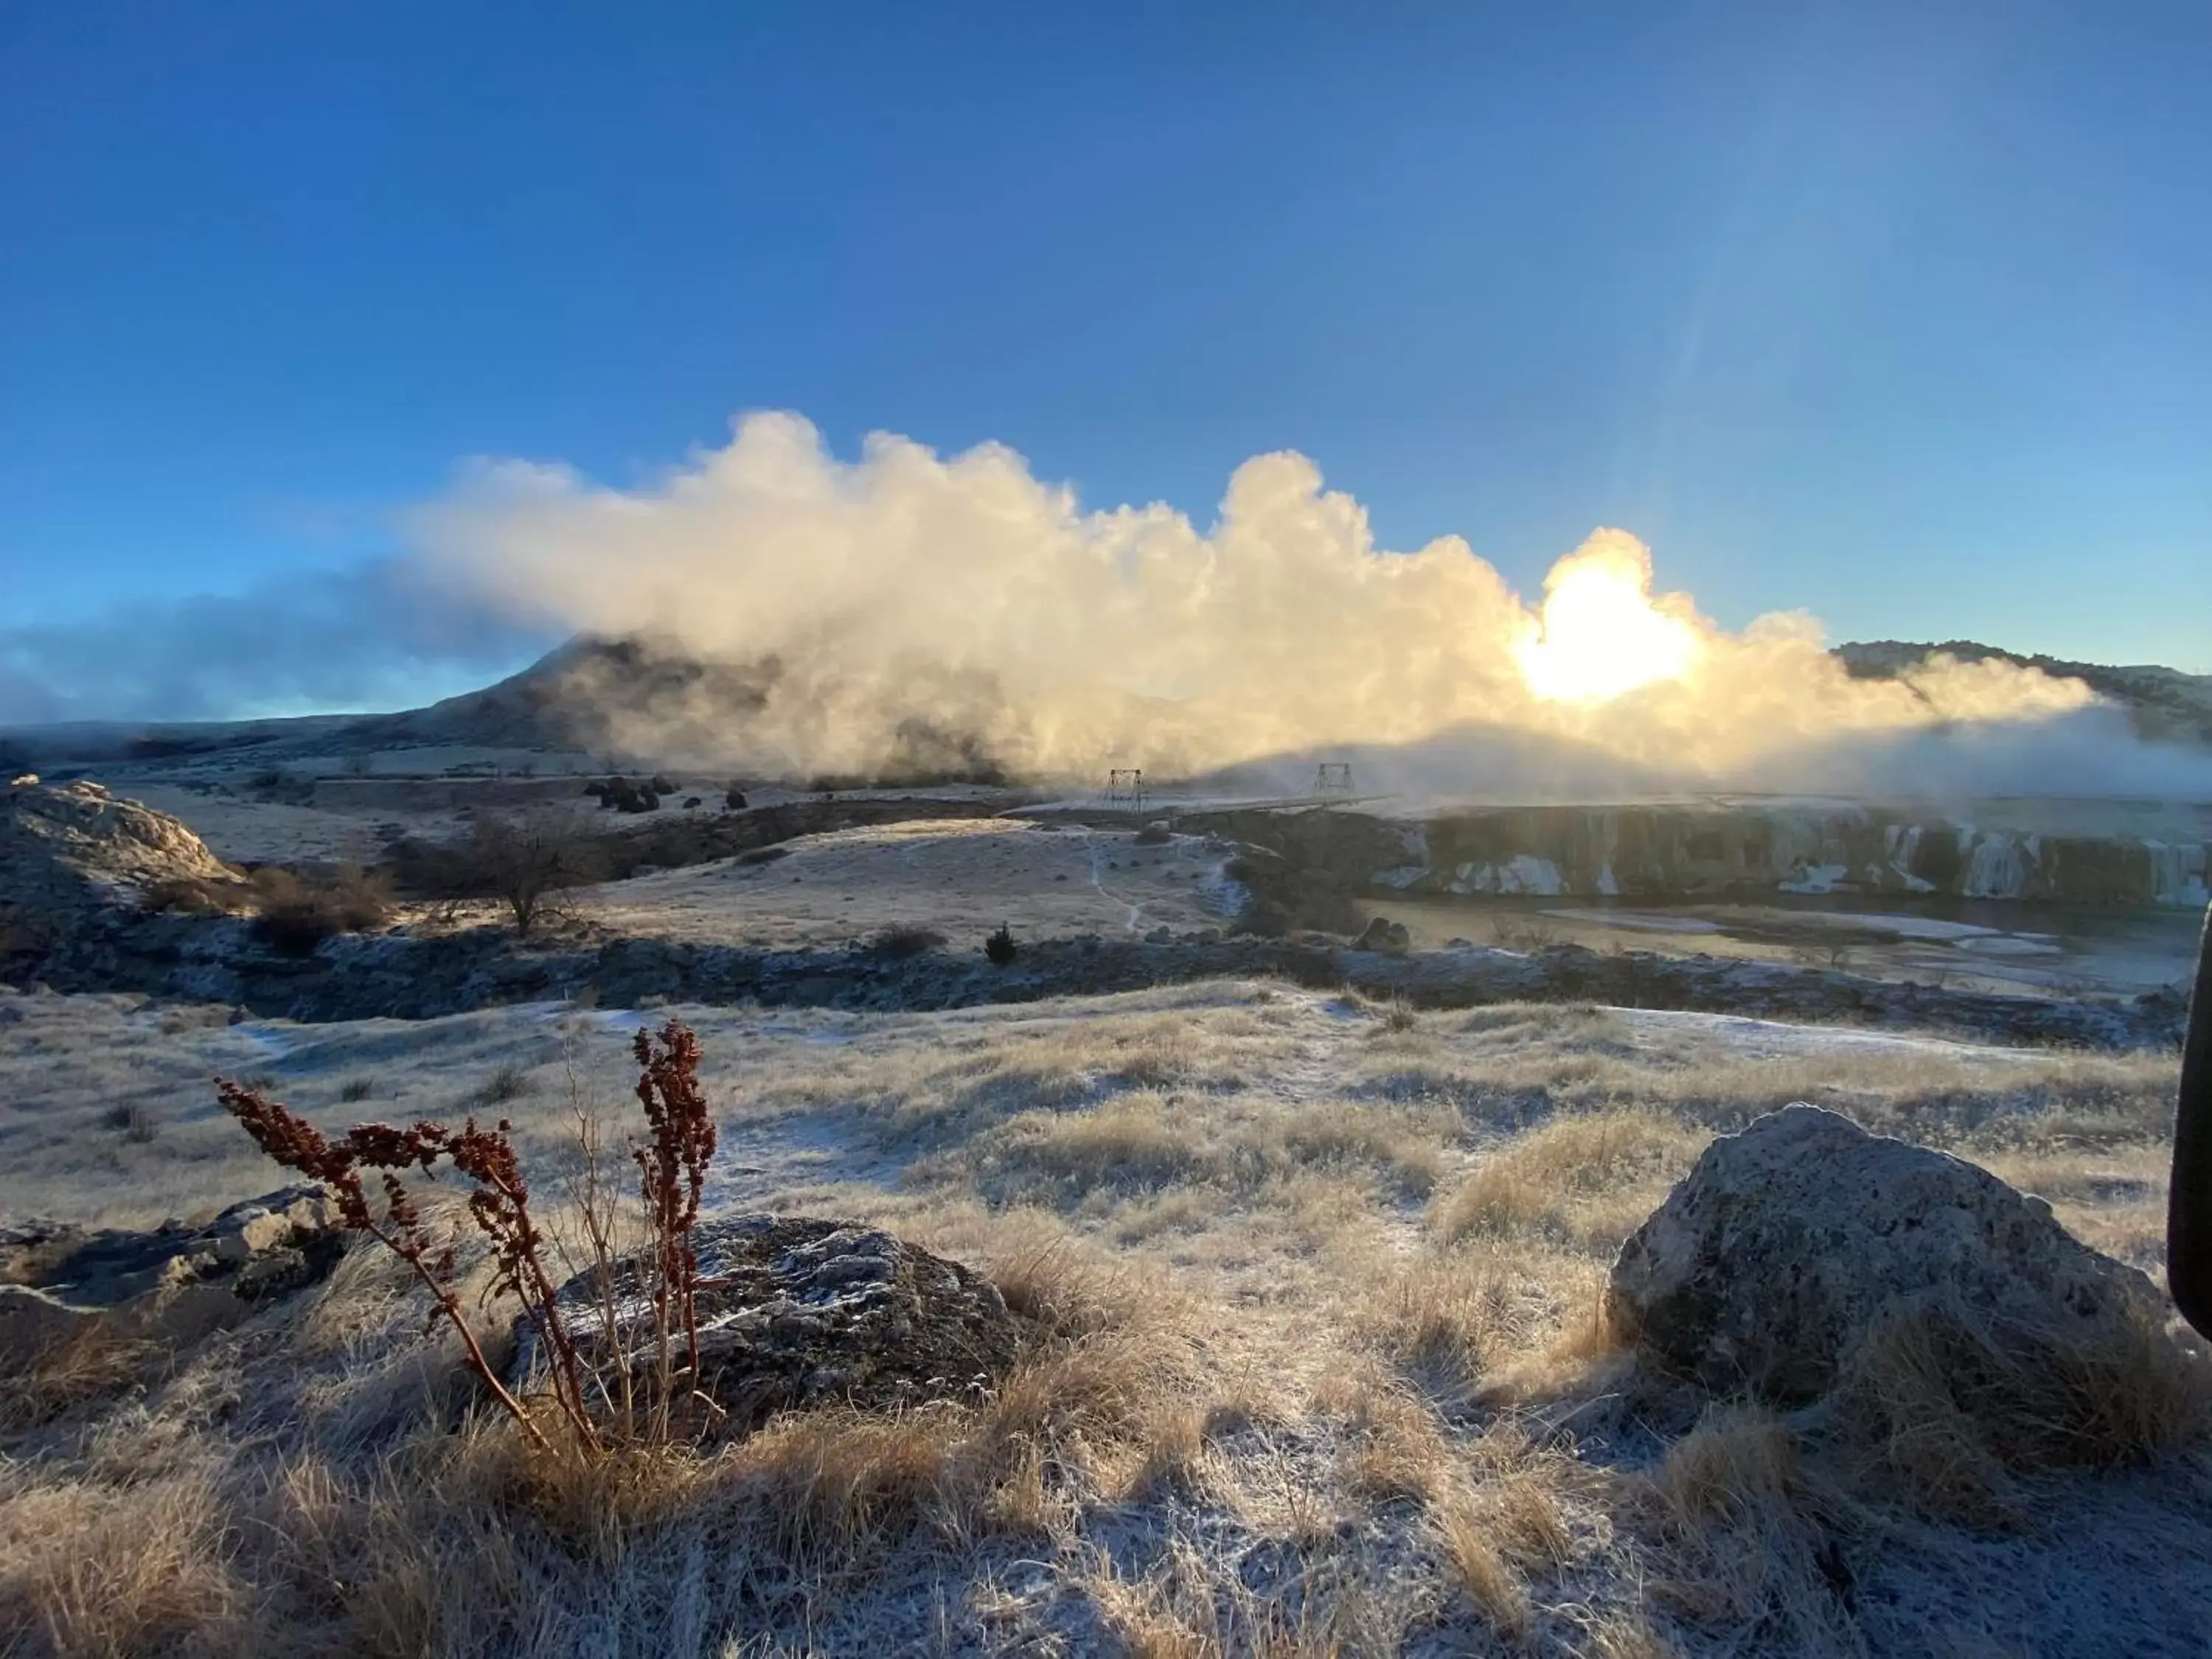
left=1835, top=639, right=2212, bottom=749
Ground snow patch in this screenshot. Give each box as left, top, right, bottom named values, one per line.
left=1779, top=863, right=1849, bottom=894
left=1953, top=935, right=2066, bottom=957
left=1551, top=908, right=1721, bottom=935
left=1606, top=1006, right=2046, bottom=1062
left=1371, top=864, right=1430, bottom=890
left=1449, top=855, right=1564, bottom=896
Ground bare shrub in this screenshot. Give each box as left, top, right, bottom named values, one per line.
left=1489, top=912, right=1562, bottom=952
left=248, top=866, right=392, bottom=956
left=386, top=815, right=605, bottom=933
left=985, top=922, right=1019, bottom=967
left=473, top=1062, right=532, bottom=1106
left=102, top=1101, right=159, bottom=1141
left=339, top=1077, right=375, bottom=1103
left=137, top=873, right=240, bottom=916
left=872, top=924, right=947, bottom=959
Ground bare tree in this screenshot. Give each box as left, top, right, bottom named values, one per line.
left=461, top=813, right=604, bottom=936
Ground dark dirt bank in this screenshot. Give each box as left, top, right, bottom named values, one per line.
left=5, top=901, right=2187, bottom=1050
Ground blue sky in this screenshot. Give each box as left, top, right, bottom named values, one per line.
left=3, top=1, right=2208, bottom=720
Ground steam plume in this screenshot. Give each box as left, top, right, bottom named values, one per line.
left=414, top=411, right=2201, bottom=797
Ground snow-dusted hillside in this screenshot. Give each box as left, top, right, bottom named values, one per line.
left=1838, top=639, right=2212, bottom=749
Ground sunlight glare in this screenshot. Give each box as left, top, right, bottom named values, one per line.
left=1514, top=535, right=1702, bottom=703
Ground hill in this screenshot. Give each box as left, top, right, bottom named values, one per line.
left=1837, top=639, right=2212, bottom=748
left=8, top=633, right=2211, bottom=782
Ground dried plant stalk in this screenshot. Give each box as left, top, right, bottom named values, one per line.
left=632, top=1018, right=719, bottom=1392
left=215, top=1018, right=721, bottom=1454
left=212, top=1082, right=557, bottom=1446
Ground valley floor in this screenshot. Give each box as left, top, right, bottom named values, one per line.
left=4, top=978, right=2207, bottom=1656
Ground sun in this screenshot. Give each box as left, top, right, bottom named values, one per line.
left=1514, top=534, right=1702, bottom=703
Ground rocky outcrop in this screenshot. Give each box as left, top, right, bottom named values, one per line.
left=0, top=1185, right=345, bottom=1349
left=515, top=1215, right=1027, bottom=1433
left=1, top=778, right=255, bottom=986
left=1, top=778, right=244, bottom=927
left=1607, top=1105, right=2170, bottom=1401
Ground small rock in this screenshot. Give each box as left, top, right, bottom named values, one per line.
left=1355, top=916, right=1412, bottom=955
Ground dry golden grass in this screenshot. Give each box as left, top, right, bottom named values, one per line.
left=1829, top=1291, right=2212, bottom=1528
left=1318, top=1363, right=1453, bottom=1506
left=961, top=1088, right=1453, bottom=1219
left=1655, top=1408, right=1804, bottom=1528
left=1584, top=1612, right=1684, bottom=1659
left=3, top=1470, right=250, bottom=1659
left=0, top=1222, right=1223, bottom=1657
left=3, top=980, right=2207, bottom=1655
left=1638, top=1408, right=1865, bottom=1654
left=1433, top=1486, right=1533, bottom=1640
left=1433, top=1111, right=1709, bottom=1253
left=1351, top=1241, right=1610, bottom=1405
left=0, top=1320, right=167, bottom=1433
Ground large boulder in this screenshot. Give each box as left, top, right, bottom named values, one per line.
left=515, top=1215, right=1028, bottom=1433
left=1607, top=1104, right=2169, bottom=1401
left=0, top=1185, right=345, bottom=1349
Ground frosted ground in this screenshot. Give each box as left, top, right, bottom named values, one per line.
left=5, top=975, right=2208, bottom=1655
left=4, top=752, right=2210, bottom=1655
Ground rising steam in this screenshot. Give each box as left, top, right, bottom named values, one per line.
left=411, top=411, right=2153, bottom=793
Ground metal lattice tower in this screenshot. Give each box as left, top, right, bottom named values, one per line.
left=1315, top=762, right=1353, bottom=798
left=1107, top=768, right=1146, bottom=810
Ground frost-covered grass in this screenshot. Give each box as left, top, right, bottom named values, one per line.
left=1, top=979, right=2205, bottom=1655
